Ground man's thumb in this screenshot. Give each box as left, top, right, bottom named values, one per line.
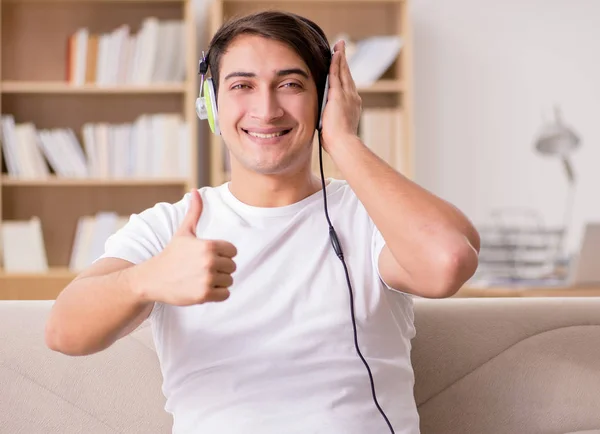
left=178, top=189, right=203, bottom=236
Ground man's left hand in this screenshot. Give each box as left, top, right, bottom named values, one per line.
left=320, top=40, right=362, bottom=155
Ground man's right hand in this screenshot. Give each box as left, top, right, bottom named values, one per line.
left=133, top=189, right=237, bottom=306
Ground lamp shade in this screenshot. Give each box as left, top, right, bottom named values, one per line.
left=534, top=106, right=581, bottom=157
left=534, top=106, right=580, bottom=183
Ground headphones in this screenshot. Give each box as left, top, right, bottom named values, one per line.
left=195, top=50, right=330, bottom=136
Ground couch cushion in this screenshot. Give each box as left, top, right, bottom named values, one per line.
left=0, top=300, right=171, bottom=434
left=412, top=297, right=600, bottom=434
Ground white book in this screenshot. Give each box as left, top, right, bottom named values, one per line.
left=1, top=217, right=48, bottom=273
left=69, top=215, right=95, bottom=272
left=137, top=17, right=160, bottom=84
left=151, top=22, right=170, bottom=83
left=133, top=115, right=151, bottom=177
left=74, top=28, right=89, bottom=86
left=178, top=121, right=190, bottom=178
left=173, top=21, right=187, bottom=82
left=161, top=114, right=182, bottom=177
left=115, top=25, right=131, bottom=85
left=94, top=123, right=110, bottom=178
left=82, top=123, right=99, bottom=177
left=95, top=33, right=109, bottom=86
left=38, top=129, right=73, bottom=177
left=14, top=124, right=36, bottom=178
left=1, top=115, right=21, bottom=177
left=347, top=36, right=403, bottom=86
left=15, top=123, right=49, bottom=179
left=64, top=128, right=89, bottom=177
left=123, top=34, right=138, bottom=85
left=88, top=212, right=118, bottom=264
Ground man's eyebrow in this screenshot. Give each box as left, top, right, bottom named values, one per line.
left=276, top=68, right=309, bottom=79
left=224, top=71, right=255, bottom=81
left=223, top=68, right=309, bottom=81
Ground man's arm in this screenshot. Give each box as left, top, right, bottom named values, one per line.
left=45, top=257, right=153, bottom=357
left=45, top=189, right=236, bottom=357
left=321, top=40, right=479, bottom=298
left=330, top=136, right=480, bottom=298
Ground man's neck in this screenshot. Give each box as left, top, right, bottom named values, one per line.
left=228, top=166, right=325, bottom=208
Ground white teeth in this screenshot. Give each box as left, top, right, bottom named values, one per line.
left=247, top=131, right=285, bottom=139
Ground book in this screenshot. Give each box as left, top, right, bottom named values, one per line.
left=1, top=217, right=48, bottom=273
left=331, top=35, right=403, bottom=86
left=69, top=213, right=129, bottom=271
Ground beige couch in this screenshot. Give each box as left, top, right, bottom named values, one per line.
left=1, top=297, right=599, bottom=434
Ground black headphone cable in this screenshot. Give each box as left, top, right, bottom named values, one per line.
left=317, top=133, right=395, bottom=434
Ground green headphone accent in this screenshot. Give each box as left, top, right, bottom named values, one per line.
left=196, top=52, right=221, bottom=135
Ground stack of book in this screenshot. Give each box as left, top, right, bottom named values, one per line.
left=0, top=212, right=129, bottom=273
left=67, top=17, right=187, bottom=86
left=1, top=114, right=190, bottom=180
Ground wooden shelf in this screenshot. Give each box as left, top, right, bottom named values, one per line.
left=455, top=285, right=600, bottom=298
left=0, top=267, right=74, bottom=279
left=1, top=176, right=190, bottom=186
left=1, top=81, right=188, bottom=94
left=0, top=268, right=75, bottom=300
left=4, top=0, right=185, bottom=3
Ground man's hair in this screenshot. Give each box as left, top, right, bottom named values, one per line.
left=206, top=10, right=332, bottom=113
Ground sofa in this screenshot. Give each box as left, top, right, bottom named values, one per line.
left=1, top=297, right=599, bottom=434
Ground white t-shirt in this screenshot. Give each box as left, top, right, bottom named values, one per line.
left=100, top=178, right=420, bottom=434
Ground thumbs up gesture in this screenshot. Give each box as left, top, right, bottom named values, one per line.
left=136, top=190, right=237, bottom=306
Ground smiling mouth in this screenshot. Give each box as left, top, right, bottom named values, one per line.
left=242, top=129, right=292, bottom=139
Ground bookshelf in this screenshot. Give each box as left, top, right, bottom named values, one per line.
left=0, top=0, right=198, bottom=299
left=206, top=0, right=415, bottom=187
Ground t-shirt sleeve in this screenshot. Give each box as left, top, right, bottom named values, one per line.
left=370, top=224, right=413, bottom=297
left=370, top=226, right=391, bottom=289
left=96, top=198, right=187, bottom=265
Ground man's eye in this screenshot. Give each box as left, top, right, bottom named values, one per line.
left=232, top=84, right=250, bottom=90
left=282, top=82, right=301, bottom=89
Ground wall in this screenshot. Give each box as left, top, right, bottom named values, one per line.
left=411, top=0, right=600, bottom=253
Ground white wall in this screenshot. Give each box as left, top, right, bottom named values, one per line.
left=412, top=0, right=600, bottom=252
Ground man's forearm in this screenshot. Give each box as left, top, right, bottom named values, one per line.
left=46, top=261, right=151, bottom=356
left=328, top=135, right=480, bottom=291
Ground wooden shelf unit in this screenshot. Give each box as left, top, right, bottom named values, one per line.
left=455, top=285, right=600, bottom=298
left=206, top=0, right=415, bottom=187
left=1, top=81, right=188, bottom=94
left=0, top=0, right=198, bottom=297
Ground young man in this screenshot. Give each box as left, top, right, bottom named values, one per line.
left=46, top=11, right=480, bottom=434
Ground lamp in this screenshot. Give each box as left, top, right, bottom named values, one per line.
left=533, top=105, right=581, bottom=261
left=534, top=105, right=581, bottom=182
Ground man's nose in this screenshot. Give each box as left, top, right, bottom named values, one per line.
left=250, top=89, right=284, bottom=122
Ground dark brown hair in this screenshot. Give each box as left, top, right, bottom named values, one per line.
left=206, top=10, right=332, bottom=114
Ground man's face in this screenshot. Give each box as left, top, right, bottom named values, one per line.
left=216, top=34, right=318, bottom=176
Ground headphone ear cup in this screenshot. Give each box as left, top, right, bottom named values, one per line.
left=204, top=78, right=221, bottom=136
left=318, top=75, right=329, bottom=131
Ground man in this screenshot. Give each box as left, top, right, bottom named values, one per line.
left=46, top=11, right=480, bottom=434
